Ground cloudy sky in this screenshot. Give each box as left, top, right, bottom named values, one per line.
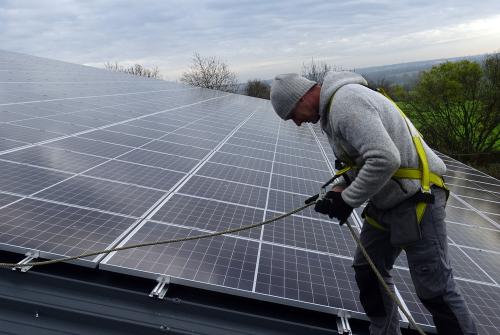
left=1, top=0, right=499, bottom=81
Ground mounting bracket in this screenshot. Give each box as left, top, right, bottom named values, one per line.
left=149, top=276, right=170, bottom=299
left=12, top=250, right=40, bottom=273
left=336, top=311, right=352, bottom=335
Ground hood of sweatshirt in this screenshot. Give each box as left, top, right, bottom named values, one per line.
left=319, top=71, right=368, bottom=130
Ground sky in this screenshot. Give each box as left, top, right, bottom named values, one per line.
left=1, top=0, right=500, bottom=81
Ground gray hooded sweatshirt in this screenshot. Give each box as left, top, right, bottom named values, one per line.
left=319, top=71, right=447, bottom=209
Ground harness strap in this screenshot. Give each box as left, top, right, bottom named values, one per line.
left=364, top=214, right=386, bottom=231
left=381, top=90, right=435, bottom=225
left=343, top=89, right=447, bottom=230
left=392, top=168, right=445, bottom=188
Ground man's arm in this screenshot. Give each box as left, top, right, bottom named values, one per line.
left=331, top=88, right=401, bottom=208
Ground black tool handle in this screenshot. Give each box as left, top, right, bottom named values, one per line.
left=304, top=194, right=319, bottom=204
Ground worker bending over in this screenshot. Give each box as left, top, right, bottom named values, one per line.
left=270, top=72, right=477, bottom=335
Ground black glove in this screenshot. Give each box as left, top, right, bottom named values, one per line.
left=314, top=191, right=353, bottom=223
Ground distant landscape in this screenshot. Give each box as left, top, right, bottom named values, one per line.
left=356, top=54, right=487, bottom=88
left=237, top=54, right=488, bottom=91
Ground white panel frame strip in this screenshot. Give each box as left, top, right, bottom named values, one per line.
left=252, top=117, right=281, bottom=292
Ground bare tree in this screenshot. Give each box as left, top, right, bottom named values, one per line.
left=104, top=61, right=121, bottom=72
left=301, top=58, right=351, bottom=84
left=180, top=52, right=238, bottom=93
left=246, top=79, right=270, bottom=99
left=104, top=61, right=161, bottom=79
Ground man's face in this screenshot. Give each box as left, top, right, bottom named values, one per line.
left=290, top=98, right=320, bottom=127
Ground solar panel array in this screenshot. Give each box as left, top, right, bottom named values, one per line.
left=1, top=50, right=499, bottom=334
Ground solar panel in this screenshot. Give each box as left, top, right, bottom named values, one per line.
left=142, top=140, right=210, bottom=159
left=462, top=248, right=500, bottom=283
left=196, top=162, right=271, bottom=187
left=271, top=173, right=324, bottom=195
left=456, top=280, right=500, bottom=334
left=0, top=138, right=27, bottom=151
left=219, top=142, right=276, bottom=161
left=392, top=268, right=435, bottom=329
left=447, top=244, right=496, bottom=283
left=233, top=131, right=276, bottom=144
left=455, top=196, right=499, bottom=216
left=0, top=193, right=22, bottom=207
left=1, top=145, right=108, bottom=173
left=150, top=194, right=263, bottom=239
left=273, top=161, right=331, bottom=181
left=1, top=50, right=499, bottom=334
left=0, top=160, right=71, bottom=194
left=119, top=148, right=200, bottom=172
left=445, top=202, right=498, bottom=229
left=274, top=151, right=330, bottom=170
left=254, top=244, right=364, bottom=316
left=83, top=160, right=186, bottom=191
left=209, top=151, right=273, bottom=172
left=262, top=212, right=357, bottom=258
left=446, top=223, right=500, bottom=252
left=267, top=189, right=326, bottom=220
left=45, top=136, right=132, bottom=158
left=15, top=117, right=91, bottom=134
left=108, top=121, right=176, bottom=136
left=0, top=123, right=62, bottom=143
left=101, top=221, right=259, bottom=291
left=79, top=129, right=152, bottom=147
left=35, top=175, right=166, bottom=217
left=0, top=198, right=137, bottom=265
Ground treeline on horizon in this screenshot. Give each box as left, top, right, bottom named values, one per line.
left=104, top=53, right=500, bottom=178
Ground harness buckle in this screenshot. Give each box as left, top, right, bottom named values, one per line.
left=415, top=188, right=435, bottom=204
left=420, top=186, right=431, bottom=194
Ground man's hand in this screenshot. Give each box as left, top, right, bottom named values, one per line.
left=314, top=190, right=353, bottom=223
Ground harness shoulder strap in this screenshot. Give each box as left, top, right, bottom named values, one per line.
left=331, top=89, right=447, bottom=230
left=368, top=89, right=446, bottom=227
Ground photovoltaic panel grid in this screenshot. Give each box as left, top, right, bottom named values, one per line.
left=1, top=50, right=499, bottom=334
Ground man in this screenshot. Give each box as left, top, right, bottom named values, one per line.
left=270, top=72, right=477, bottom=335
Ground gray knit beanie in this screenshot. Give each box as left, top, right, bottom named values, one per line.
left=270, top=73, right=317, bottom=120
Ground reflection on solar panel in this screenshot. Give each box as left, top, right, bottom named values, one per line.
left=1, top=50, right=499, bottom=334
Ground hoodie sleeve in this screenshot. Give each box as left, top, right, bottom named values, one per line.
left=331, top=87, right=401, bottom=208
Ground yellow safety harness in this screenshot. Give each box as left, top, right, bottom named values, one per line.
left=327, top=90, right=448, bottom=231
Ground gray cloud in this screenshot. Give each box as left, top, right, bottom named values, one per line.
left=1, top=0, right=499, bottom=81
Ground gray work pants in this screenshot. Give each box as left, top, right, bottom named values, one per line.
left=353, top=186, right=477, bottom=335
